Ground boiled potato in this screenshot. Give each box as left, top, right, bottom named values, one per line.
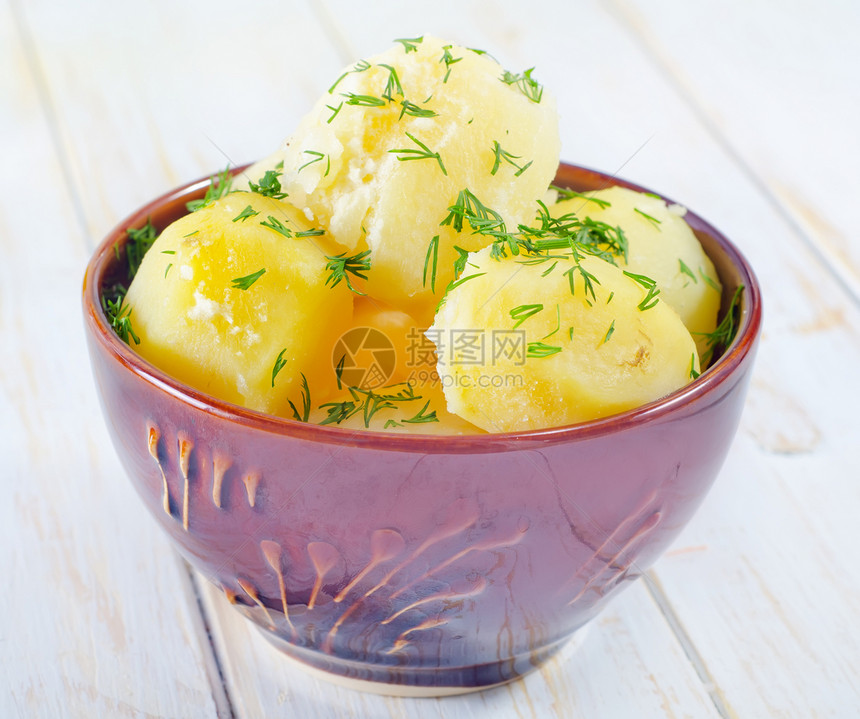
left=124, top=192, right=352, bottom=416
left=259, top=36, right=561, bottom=324
left=429, top=247, right=699, bottom=431
left=551, top=186, right=721, bottom=358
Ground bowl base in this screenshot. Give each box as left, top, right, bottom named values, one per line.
left=261, top=625, right=590, bottom=697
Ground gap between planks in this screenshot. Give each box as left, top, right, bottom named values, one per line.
left=605, top=0, right=860, bottom=308
left=176, top=556, right=238, bottom=719
left=644, top=571, right=735, bottom=719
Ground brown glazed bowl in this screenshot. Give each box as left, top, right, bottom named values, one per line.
left=83, top=163, right=761, bottom=696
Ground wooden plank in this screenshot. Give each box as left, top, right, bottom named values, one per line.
left=197, top=571, right=722, bottom=718
left=609, top=0, right=860, bottom=299
left=0, top=5, right=225, bottom=717
left=17, top=0, right=346, bottom=251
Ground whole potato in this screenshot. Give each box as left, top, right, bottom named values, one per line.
left=429, top=246, right=699, bottom=431
left=124, top=192, right=352, bottom=416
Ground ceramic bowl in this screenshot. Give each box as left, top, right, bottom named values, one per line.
left=82, top=163, right=761, bottom=696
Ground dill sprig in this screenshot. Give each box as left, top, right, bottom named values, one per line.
left=601, top=319, right=616, bottom=345
left=343, top=92, right=387, bottom=107
left=288, top=373, right=312, bottom=422
left=101, top=289, right=140, bottom=345
left=389, top=132, right=447, bottom=175
left=395, top=36, right=423, bottom=53
left=679, top=259, right=698, bottom=283
left=125, top=219, right=158, bottom=278
left=398, top=99, right=437, bottom=119
left=325, top=250, right=371, bottom=295
left=187, top=166, right=233, bottom=212
left=423, top=235, right=439, bottom=291
left=260, top=215, right=292, bottom=238
left=378, top=63, right=404, bottom=100
left=500, top=67, right=543, bottom=103
left=509, top=303, right=543, bottom=329
left=326, top=102, right=343, bottom=123
left=271, top=349, right=288, bottom=387
left=635, top=207, right=662, bottom=230
left=623, top=271, right=662, bottom=311
left=441, top=189, right=514, bottom=254
left=696, top=285, right=744, bottom=366
left=318, top=382, right=422, bottom=428
left=298, top=150, right=330, bottom=176
left=230, top=268, right=266, bottom=291
left=232, top=205, right=259, bottom=223
left=563, top=263, right=600, bottom=303
left=402, top=399, right=439, bottom=424
left=328, top=59, right=371, bottom=94
left=440, top=45, right=462, bottom=82
left=527, top=341, right=561, bottom=358
left=491, top=141, right=532, bottom=176
left=550, top=186, right=612, bottom=209
left=248, top=169, right=287, bottom=199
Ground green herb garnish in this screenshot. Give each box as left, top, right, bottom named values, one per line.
left=635, top=207, right=662, bottom=229
left=550, top=187, right=612, bottom=209
left=343, top=92, right=387, bottom=107
left=440, top=45, right=462, bottom=82
left=187, top=167, right=233, bottom=212
left=230, top=268, right=266, bottom=290
left=326, top=102, right=344, bottom=123
left=602, top=320, right=616, bottom=345
left=378, top=63, right=404, bottom=100
left=260, top=215, right=292, bottom=238
left=232, top=205, right=259, bottom=223
left=125, top=219, right=158, bottom=278
left=423, top=235, right=439, bottom=291
left=679, top=259, right=697, bottom=283
left=325, top=250, right=371, bottom=295
left=402, top=400, right=439, bottom=424
left=509, top=303, right=543, bottom=329
left=395, top=36, right=423, bottom=53
left=623, top=271, right=661, bottom=311
left=491, top=141, right=532, bottom=176
left=399, top=100, right=437, bottom=119
left=298, top=150, right=330, bottom=176
left=248, top=169, right=287, bottom=199
left=500, top=67, right=543, bottom=103
left=328, top=59, right=371, bottom=94
left=389, top=132, right=447, bottom=175
left=288, top=373, right=312, bottom=422
left=101, top=292, right=140, bottom=345
left=527, top=342, right=561, bottom=358
left=271, top=349, right=288, bottom=387
left=696, top=285, right=744, bottom=366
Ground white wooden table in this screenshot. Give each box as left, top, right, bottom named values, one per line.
left=3, top=1, right=859, bottom=716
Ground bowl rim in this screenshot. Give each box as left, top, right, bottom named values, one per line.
left=83, top=162, right=762, bottom=451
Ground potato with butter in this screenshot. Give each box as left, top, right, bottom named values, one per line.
left=429, top=247, right=699, bottom=432
left=250, top=36, right=561, bottom=325
left=552, top=187, right=721, bottom=358
left=124, top=192, right=352, bottom=416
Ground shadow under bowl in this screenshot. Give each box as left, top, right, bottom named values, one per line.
left=82, top=162, right=762, bottom=696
